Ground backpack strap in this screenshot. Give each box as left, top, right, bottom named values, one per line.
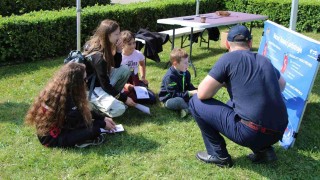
left=84, top=51, right=99, bottom=101
left=88, top=74, right=96, bottom=101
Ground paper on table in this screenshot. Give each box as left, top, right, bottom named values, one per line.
left=100, top=124, right=124, bottom=133
left=135, top=103, right=151, bottom=114
left=134, top=86, right=149, bottom=99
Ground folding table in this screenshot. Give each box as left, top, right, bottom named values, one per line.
left=157, top=11, right=268, bottom=76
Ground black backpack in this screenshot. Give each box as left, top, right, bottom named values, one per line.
left=207, top=27, right=220, bottom=41
left=64, top=50, right=96, bottom=100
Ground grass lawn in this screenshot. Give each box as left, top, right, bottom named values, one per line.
left=0, top=27, right=319, bottom=179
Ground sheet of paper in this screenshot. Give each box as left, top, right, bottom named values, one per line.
left=134, top=86, right=149, bottom=99
left=135, top=103, right=151, bottom=115
left=100, top=124, right=124, bottom=133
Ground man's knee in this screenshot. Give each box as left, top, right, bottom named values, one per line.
left=189, top=95, right=199, bottom=111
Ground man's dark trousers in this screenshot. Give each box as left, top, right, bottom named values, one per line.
left=189, top=95, right=283, bottom=158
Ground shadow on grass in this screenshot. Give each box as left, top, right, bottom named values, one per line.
left=105, top=132, right=160, bottom=153
left=46, top=132, right=161, bottom=156
left=232, top=101, right=320, bottom=178
left=114, top=102, right=194, bottom=126
left=293, top=102, right=320, bottom=151
left=0, top=101, right=30, bottom=125
left=0, top=58, right=61, bottom=80
left=233, top=146, right=319, bottom=179
left=87, top=132, right=161, bottom=156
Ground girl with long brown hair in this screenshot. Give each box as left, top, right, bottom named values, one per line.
left=83, top=19, right=136, bottom=118
left=25, top=63, right=116, bottom=148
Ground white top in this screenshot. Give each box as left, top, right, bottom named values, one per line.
left=121, top=50, right=145, bottom=75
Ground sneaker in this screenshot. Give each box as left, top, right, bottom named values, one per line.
left=75, top=133, right=106, bottom=148
left=180, top=108, right=189, bottom=118
left=247, top=146, right=277, bottom=164
left=196, top=151, right=233, bottom=168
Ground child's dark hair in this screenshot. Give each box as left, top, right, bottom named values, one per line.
left=120, top=30, right=135, bottom=44
left=170, top=48, right=188, bottom=64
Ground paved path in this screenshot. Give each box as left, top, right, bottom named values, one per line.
left=111, top=0, right=149, bottom=4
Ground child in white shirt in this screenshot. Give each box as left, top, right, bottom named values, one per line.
left=121, top=30, right=148, bottom=88
left=120, top=30, right=156, bottom=104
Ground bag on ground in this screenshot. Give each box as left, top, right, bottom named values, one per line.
left=90, top=87, right=127, bottom=118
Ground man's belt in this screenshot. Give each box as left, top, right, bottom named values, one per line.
left=240, top=119, right=281, bottom=135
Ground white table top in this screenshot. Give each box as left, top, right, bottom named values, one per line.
left=157, top=11, right=268, bottom=28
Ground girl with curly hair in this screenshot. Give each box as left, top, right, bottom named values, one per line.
left=25, top=63, right=116, bottom=148
left=83, top=19, right=136, bottom=118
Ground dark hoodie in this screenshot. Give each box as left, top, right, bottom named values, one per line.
left=159, top=66, right=196, bottom=103
left=38, top=96, right=106, bottom=148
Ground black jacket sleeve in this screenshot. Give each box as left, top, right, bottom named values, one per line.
left=91, top=110, right=104, bottom=121
left=90, top=53, right=127, bottom=102
left=114, top=52, right=122, bottom=68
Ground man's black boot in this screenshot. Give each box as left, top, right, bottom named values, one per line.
left=248, top=146, right=278, bottom=164
left=196, top=151, right=233, bottom=168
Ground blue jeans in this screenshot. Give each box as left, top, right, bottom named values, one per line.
left=189, top=95, right=283, bottom=158
left=165, top=97, right=189, bottom=110
left=110, top=65, right=131, bottom=92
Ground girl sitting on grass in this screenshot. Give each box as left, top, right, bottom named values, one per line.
left=25, top=63, right=116, bottom=148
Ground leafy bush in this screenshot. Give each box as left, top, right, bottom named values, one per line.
left=225, top=0, right=320, bottom=32
left=0, top=0, right=111, bottom=17
left=0, top=0, right=319, bottom=64
left=0, top=0, right=223, bottom=64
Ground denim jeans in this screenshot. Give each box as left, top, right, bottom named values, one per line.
left=165, top=97, right=188, bottom=110
left=110, top=65, right=131, bottom=92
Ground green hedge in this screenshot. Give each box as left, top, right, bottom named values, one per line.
left=0, top=0, right=223, bottom=64
left=0, top=0, right=111, bottom=17
left=225, top=0, right=320, bottom=32
left=1, top=0, right=319, bottom=64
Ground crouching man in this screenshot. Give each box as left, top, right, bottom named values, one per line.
left=189, top=25, right=288, bottom=168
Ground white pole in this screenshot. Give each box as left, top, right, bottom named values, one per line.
left=76, top=0, right=81, bottom=51
left=195, top=0, right=200, bottom=16
left=289, top=0, right=299, bottom=31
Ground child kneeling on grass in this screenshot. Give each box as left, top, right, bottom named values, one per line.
left=120, top=30, right=156, bottom=104
left=159, top=48, right=197, bottom=118
left=25, top=63, right=117, bottom=148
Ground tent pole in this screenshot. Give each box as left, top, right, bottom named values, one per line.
left=195, top=0, right=200, bottom=16
left=289, top=0, right=299, bottom=31
left=76, top=0, right=81, bottom=51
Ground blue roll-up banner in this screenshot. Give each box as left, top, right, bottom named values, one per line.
left=258, top=20, right=320, bottom=149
